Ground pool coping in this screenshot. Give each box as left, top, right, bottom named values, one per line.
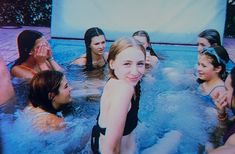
left=0, top=26, right=234, bottom=65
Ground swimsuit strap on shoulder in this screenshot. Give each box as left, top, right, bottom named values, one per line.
left=102, top=55, right=107, bottom=64
left=18, top=65, right=37, bottom=75
left=208, top=85, right=225, bottom=96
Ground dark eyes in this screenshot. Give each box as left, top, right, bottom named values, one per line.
left=94, top=41, right=105, bottom=45
left=198, top=63, right=206, bottom=67
left=64, top=83, right=68, bottom=89
left=199, top=43, right=206, bottom=47
left=123, top=62, right=145, bottom=66
left=124, top=63, right=131, bottom=66
left=138, top=62, right=145, bottom=66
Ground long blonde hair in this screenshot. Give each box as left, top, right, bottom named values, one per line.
left=107, top=37, right=146, bottom=78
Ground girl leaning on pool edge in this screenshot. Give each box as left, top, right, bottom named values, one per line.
left=11, top=30, right=62, bottom=79
left=91, top=37, right=146, bottom=154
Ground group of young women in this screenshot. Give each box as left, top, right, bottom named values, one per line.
left=0, top=27, right=234, bottom=153
left=195, top=29, right=235, bottom=153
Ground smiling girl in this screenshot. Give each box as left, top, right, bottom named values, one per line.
left=197, top=46, right=229, bottom=100
left=91, top=37, right=146, bottom=154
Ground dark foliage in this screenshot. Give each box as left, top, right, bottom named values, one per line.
left=225, top=0, right=235, bottom=37
left=0, top=0, right=52, bottom=27
left=0, top=0, right=234, bottom=38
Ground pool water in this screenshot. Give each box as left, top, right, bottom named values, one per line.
left=1, top=39, right=233, bottom=154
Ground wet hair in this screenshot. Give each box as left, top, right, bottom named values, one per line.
left=197, top=46, right=229, bottom=83
left=230, top=67, right=235, bottom=97
left=198, top=29, right=221, bottom=46
left=133, top=30, right=151, bottom=46
left=108, top=37, right=143, bottom=106
left=84, top=27, right=106, bottom=71
left=132, top=30, right=161, bottom=59
left=13, top=30, right=43, bottom=66
left=107, top=37, right=146, bottom=79
left=135, top=81, right=141, bottom=106
left=28, top=70, right=64, bottom=114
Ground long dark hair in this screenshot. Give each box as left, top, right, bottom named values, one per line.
left=84, top=27, right=105, bottom=71
left=132, top=30, right=162, bottom=59
left=28, top=70, right=64, bottom=114
left=12, top=30, right=43, bottom=67
left=198, top=29, right=221, bottom=46
left=231, top=67, right=235, bottom=97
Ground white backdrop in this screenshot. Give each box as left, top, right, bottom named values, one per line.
left=51, top=0, right=227, bottom=44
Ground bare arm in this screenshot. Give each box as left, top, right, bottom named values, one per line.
left=209, top=133, right=235, bottom=154
left=0, top=56, right=15, bottom=104
left=71, top=54, right=87, bottom=66
left=102, top=81, right=134, bottom=154
left=48, top=59, right=63, bottom=71
left=34, top=113, right=65, bottom=132
left=11, top=65, right=35, bottom=79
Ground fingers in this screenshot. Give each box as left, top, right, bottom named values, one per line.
left=212, top=91, right=220, bottom=100
left=212, top=91, right=229, bottom=112
left=212, top=91, right=227, bottom=103
left=33, top=44, right=50, bottom=63
left=215, top=100, right=227, bottom=109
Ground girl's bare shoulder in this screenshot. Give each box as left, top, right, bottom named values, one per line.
left=72, top=54, right=87, bottom=65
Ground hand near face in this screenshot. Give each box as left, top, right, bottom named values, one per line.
left=33, top=43, right=51, bottom=64
left=212, top=91, right=228, bottom=113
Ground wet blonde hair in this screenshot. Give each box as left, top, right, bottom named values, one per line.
left=107, top=37, right=146, bottom=78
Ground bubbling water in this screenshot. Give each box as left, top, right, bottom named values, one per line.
left=1, top=41, right=221, bottom=153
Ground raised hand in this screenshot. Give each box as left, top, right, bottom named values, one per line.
left=212, top=91, right=228, bottom=113
left=33, top=43, right=51, bottom=64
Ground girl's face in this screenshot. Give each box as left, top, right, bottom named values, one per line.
left=225, top=74, right=234, bottom=106
left=32, top=37, right=51, bottom=58
left=197, top=55, right=220, bottom=81
left=197, top=37, right=211, bottom=54
left=34, top=37, right=50, bottom=48
left=110, top=47, right=145, bottom=86
left=90, top=35, right=106, bottom=56
left=52, top=77, right=72, bottom=109
left=133, top=35, right=149, bottom=49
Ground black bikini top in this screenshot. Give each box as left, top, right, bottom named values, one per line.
left=96, top=82, right=140, bottom=136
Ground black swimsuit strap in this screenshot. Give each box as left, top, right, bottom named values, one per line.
left=102, top=55, right=107, bottom=64
left=96, top=112, right=106, bottom=135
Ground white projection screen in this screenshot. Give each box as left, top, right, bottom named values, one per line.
left=51, top=0, right=227, bottom=44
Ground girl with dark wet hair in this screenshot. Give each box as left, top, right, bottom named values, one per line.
left=132, top=30, right=160, bottom=68
left=24, top=70, right=72, bottom=133
left=197, top=46, right=229, bottom=99
left=197, top=29, right=221, bottom=54
left=197, top=46, right=229, bottom=84
left=11, top=30, right=62, bottom=79
left=72, top=27, right=107, bottom=71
